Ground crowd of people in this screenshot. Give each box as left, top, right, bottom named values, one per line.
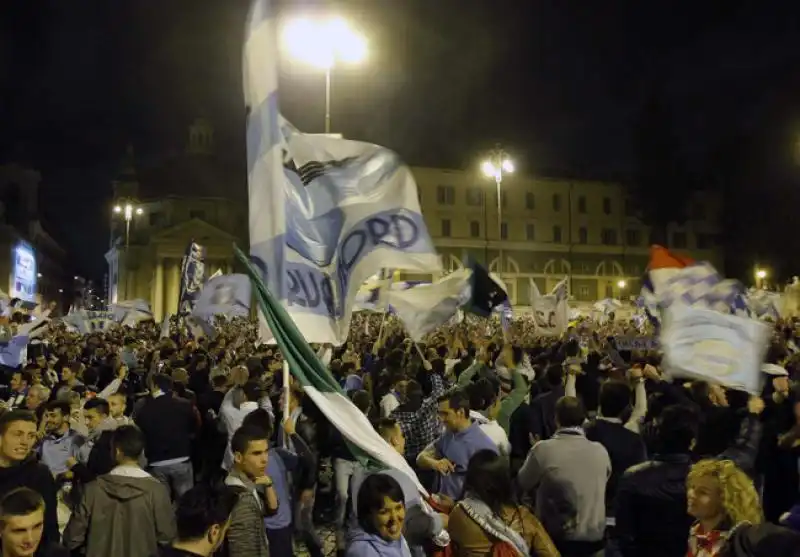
left=0, top=308, right=798, bottom=557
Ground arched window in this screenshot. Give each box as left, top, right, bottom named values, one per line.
left=594, top=260, right=624, bottom=277
left=543, top=259, right=571, bottom=276
left=490, top=255, right=520, bottom=274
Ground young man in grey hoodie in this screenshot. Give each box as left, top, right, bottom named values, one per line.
left=63, top=425, right=175, bottom=557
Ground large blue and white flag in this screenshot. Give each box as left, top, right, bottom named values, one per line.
left=179, top=241, right=206, bottom=315
left=385, top=269, right=471, bottom=341
left=244, top=3, right=441, bottom=344
left=661, top=305, right=769, bottom=394
left=192, top=274, right=251, bottom=320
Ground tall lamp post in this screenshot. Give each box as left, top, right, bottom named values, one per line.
left=755, top=268, right=767, bottom=289
left=113, top=203, right=143, bottom=249
left=481, top=149, right=514, bottom=273
left=283, top=17, right=368, bottom=134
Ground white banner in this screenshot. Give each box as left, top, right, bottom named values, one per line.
left=662, top=305, right=770, bottom=394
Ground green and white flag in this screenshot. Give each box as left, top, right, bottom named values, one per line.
left=234, top=246, right=426, bottom=493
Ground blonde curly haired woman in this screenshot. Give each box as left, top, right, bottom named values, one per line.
left=686, top=459, right=763, bottom=557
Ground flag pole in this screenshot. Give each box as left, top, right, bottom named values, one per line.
left=282, top=359, right=291, bottom=447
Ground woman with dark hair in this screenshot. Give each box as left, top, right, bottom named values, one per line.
left=346, top=473, right=411, bottom=557
left=448, top=450, right=558, bottom=557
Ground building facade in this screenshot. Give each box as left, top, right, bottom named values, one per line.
left=0, top=163, right=71, bottom=309
left=105, top=119, right=247, bottom=321
left=412, top=166, right=724, bottom=304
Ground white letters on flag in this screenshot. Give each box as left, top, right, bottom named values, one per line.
left=244, top=3, right=440, bottom=344
left=529, top=277, right=569, bottom=336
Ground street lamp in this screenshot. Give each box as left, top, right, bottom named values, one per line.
left=282, top=16, right=368, bottom=133
left=617, top=280, right=627, bottom=289
left=113, top=203, right=144, bottom=249
left=755, top=268, right=767, bottom=289
left=481, top=148, right=514, bottom=273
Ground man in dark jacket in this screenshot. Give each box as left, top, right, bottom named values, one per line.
left=584, top=379, right=647, bottom=523
left=134, top=374, right=198, bottom=500
left=615, top=397, right=764, bottom=557
left=0, top=410, right=59, bottom=550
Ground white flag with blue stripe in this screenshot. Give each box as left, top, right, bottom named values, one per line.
left=244, top=2, right=441, bottom=344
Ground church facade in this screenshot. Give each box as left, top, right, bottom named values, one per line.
left=105, top=119, right=247, bottom=321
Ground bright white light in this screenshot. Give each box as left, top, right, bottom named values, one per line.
left=502, top=159, right=514, bottom=173
left=617, top=280, right=627, bottom=288
left=37, top=273, right=42, bottom=278
left=283, top=17, right=367, bottom=70
left=58, top=288, right=63, bottom=293
left=481, top=161, right=498, bottom=178
left=329, top=18, right=367, bottom=63
left=113, top=205, right=122, bottom=214
left=756, top=269, right=767, bottom=279
left=74, top=275, right=79, bottom=280
left=135, top=207, right=144, bottom=215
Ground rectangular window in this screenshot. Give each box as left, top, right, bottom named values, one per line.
left=579, top=285, right=590, bottom=299
left=603, top=197, right=612, bottom=215
left=525, top=192, right=535, bottom=210
left=500, top=222, right=508, bottom=240
left=578, top=227, right=588, bottom=244
left=672, top=232, right=687, bottom=248
left=552, top=194, right=562, bottom=212
left=149, top=212, right=162, bottom=226
left=526, top=223, right=535, bottom=241
left=625, top=229, right=640, bottom=246
left=579, top=262, right=591, bottom=274
left=578, top=196, right=587, bottom=214
left=553, top=225, right=562, bottom=243
left=436, top=185, right=455, bottom=205
left=466, top=187, right=483, bottom=206
left=470, top=221, right=480, bottom=238
left=441, top=219, right=451, bottom=237
left=601, top=228, right=617, bottom=245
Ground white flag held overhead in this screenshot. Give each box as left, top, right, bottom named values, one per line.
left=245, top=1, right=441, bottom=345
left=387, top=269, right=472, bottom=341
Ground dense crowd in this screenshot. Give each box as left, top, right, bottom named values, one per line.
left=0, top=309, right=798, bottom=557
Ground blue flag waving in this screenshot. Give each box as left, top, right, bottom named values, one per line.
left=244, top=1, right=441, bottom=344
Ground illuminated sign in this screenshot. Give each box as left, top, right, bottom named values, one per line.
left=10, top=242, right=37, bottom=303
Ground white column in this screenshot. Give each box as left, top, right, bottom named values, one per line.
left=153, top=258, right=164, bottom=321
left=166, top=259, right=179, bottom=315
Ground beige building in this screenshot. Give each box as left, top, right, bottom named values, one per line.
left=105, top=119, right=247, bottom=321
left=412, top=166, right=724, bottom=304
left=106, top=121, right=724, bottom=318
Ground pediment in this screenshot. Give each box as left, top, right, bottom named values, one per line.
left=151, top=218, right=239, bottom=246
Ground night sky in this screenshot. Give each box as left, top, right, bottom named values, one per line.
left=2, top=0, right=800, bottom=281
